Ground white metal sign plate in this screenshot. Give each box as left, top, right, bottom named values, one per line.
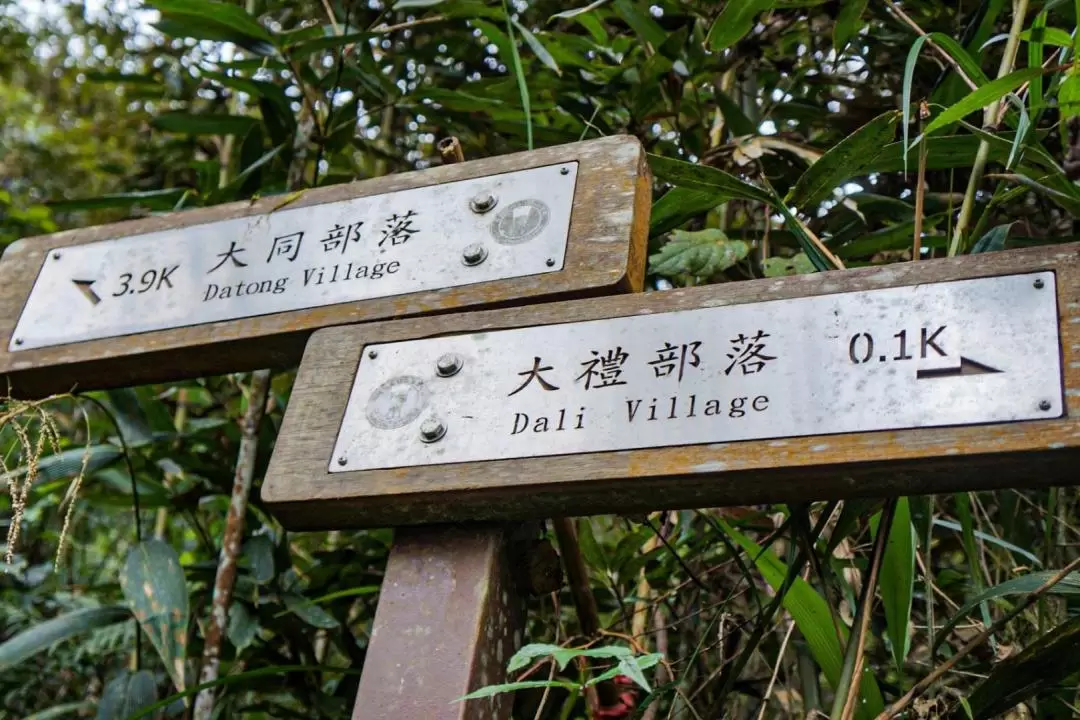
left=11, top=163, right=578, bottom=350
left=330, top=272, right=1064, bottom=471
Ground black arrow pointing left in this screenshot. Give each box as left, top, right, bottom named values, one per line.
left=71, top=279, right=101, bottom=306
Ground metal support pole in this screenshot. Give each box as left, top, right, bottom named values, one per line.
left=352, top=524, right=525, bottom=720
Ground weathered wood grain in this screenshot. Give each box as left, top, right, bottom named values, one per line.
left=263, top=243, right=1080, bottom=530
left=0, top=135, right=649, bottom=397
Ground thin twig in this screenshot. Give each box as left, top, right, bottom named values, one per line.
left=756, top=620, right=796, bottom=720
left=371, top=15, right=446, bottom=34
left=877, top=554, right=1080, bottom=720
left=882, top=0, right=979, bottom=91
left=912, top=102, right=929, bottom=260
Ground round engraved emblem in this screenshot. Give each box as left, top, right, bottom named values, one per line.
left=365, top=376, right=430, bottom=430
left=489, top=199, right=550, bottom=245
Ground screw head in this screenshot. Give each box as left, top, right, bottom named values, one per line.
left=560, top=167, right=570, bottom=175
left=1039, top=399, right=1053, bottom=411
left=1034, top=278, right=1045, bottom=290
left=419, top=416, right=447, bottom=443
left=436, top=352, right=463, bottom=377
left=545, top=258, right=556, bottom=267
left=13, top=338, right=23, bottom=346
left=461, top=243, right=488, bottom=266
left=52, top=252, right=61, bottom=260
left=368, top=349, right=378, bottom=359
left=337, top=456, right=348, bottom=466
left=469, top=192, right=497, bottom=214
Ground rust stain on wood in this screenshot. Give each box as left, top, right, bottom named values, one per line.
left=264, top=244, right=1080, bottom=530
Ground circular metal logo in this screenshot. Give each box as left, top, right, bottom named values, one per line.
left=490, top=199, right=551, bottom=245
left=365, top=376, right=430, bottom=430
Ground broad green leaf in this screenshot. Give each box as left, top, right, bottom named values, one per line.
left=612, top=0, right=667, bottom=51
left=706, top=0, right=773, bottom=52
left=761, top=252, right=816, bottom=276
left=786, top=110, right=899, bottom=209
left=833, top=0, right=867, bottom=51
left=1020, top=26, right=1074, bottom=48
left=714, top=88, right=757, bottom=137
left=242, top=535, right=275, bottom=584
left=96, top=670, right=156, bottom=720
left=873, top=498, right=915, bottom=671
left=512, top=20, right=561, bottom=75
left=0, top=445, right=121, bottom=492
left=149, top=0, right=276, bottom=55
left=0, top=606, right=130, bottom=670
left=152, top=112, right=260, bottom=136
left=199, top=71, right=292, bottom=121
left=283, top=594, right=340, bottom=629
left=972, top=222, right=1014, bottom=253
left=649, top=229, right=750, bottom=278
left=716, top=518, right=884, bottom=719
left=924, top=33, right=992, bottom=88
left=589, top=653, right=664, bottom=691
left=100, top=388, right=155, bottom=447
left=1059, top=66, right=1080, bottom=121
left=507, top=643, right=564, bottom=673
left=456, top=679, right=578, bottom=702
left=967, top=615, right=1080, bottom=718
left=922, top=67, right=1047, bottom=136
left=227, top=603, right=259, bottom=651
left=46, top=188, right=188, bottom=213
left=648, top=155, right=774, bottom=205
left=649, top=187, right=725, bottom=237
left=549, top=0, right=609, bottom=21
left=121, top=540, right=189, bottom=692
left=935, top=570, right=1080, bottom=649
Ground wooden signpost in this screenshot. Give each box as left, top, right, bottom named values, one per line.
left=0, top=135, right=649, bottom=396
left=263, top=243, right=1079, bottom=530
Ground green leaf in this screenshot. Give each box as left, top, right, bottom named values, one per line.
left=149, top=0, right=274, bottom=43
left=1, top=445, right=122, bottom=492
left=902, top=34, right=931, bottom=172
left=649, top=187, right=726, bottom=237
left=283, top=594, right=340, bottom=629
left=922, top=67, right=1047, bottom=136
left=972, top=222, right=1014, bottom=253
left=46, top=188, right=189, bottom=213
left=967, top=615, right=1080, bottom=718
left=761, top=252, right=816, bottom=277
left=507, top=643, right=564, bottom=673
left=649, top=154, right=774, bottom=205
left=285, top=30, right=371, bottom=55
left=716, top=518, right=884, bottom=719
left=1028, top=13, right=1048, bottom=114
left=1020, top=26, right=1074, bottom=48
left=0, top=606, right=130, bottom=670
left=612, top=0, right=667, bottom=51
left=512, top=20, right=561, bottom=75
left=874, top=498, right=915, bottom=671
left=456, top=679, right=578, bottom=702
left=120, top=540, right=189, bottom=692
left=96, top=670, right=156, bottom=720
left=549, top=0, right=609, bottom=21
left=786, top=110, right=899, bottom=209
left=227, top=603, right=259, bottom=652
left=1059, top=66, right=1080, bottom=121
left=833, top=0, right=867, bottom=51
left=242, top=535, right=275, bottom=584
left=706, top=0, right=773, bottom=52
left=649, top=229, right=750, bottom=278
left=24, top=702, right=94, bottom=720
left=393, top=0, right=445, bottom=7
left=152, top=112, right=260, bottom=136
left=935, top=569, right=1080, bottom=649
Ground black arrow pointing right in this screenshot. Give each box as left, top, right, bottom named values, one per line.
left=916, top=356, right=1002, bottom=380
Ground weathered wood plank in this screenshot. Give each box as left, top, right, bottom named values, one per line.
left=263, top=244, right=1080, bottom=529
left=0, top=135, right=649, bottom=397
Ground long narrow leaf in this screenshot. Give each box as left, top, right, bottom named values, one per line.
left=705, top=0, right=772, bottom=52
left=874, top=498, right=915, bottom=670
left=648, top=155, right=774, bottom=205
left=922, top=67, right=1047, bottom=136
left=902, top=35, right=930, bottom=172
left=0, top=607, right=131, bottom=669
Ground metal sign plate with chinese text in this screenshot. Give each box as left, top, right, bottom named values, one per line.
left=11, top=163, right=577, bottom=350
left=330, top=272, right=1063, bottom=471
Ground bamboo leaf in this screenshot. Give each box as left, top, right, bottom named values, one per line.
left=0, top=607, right=130, bottom=670
left=972, top=222, right=1014, bottom=254
left=874, top=498, right=916, bottom=670
left=456, top=679, right=578, bottom=702
left=648, top=155, right=775, bottom=206
left=705, top=0, right=773, bottom=52
left=786, top=110, right=900, bottom=209
left=612, top=0, right=667, bottom=50
left=120, top=540, right=189, bottom=692
left=549, top=0, right=610, bottom=21
left=149, top=0, right=276, bottom=54
left=283, top=594, right=340, bottom=629
left=833, top=0, right=867, bottom=51
left=512, top=20, right=561, bottom=75
left=152, top=112, right=260, bottom=136
left=649, top=187, right=726, bottom=236
left=922, top=67, right=1047, bottom=136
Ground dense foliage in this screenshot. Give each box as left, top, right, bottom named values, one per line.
left=2, top=0, right=1079, bottom=718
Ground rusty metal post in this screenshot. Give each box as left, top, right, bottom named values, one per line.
left=352, top=524, right=525, bottom=720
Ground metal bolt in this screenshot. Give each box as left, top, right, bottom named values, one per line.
left=461, top=243, right=488, bottom=266
left=469, top=192, right=498, bottom=214
left=560, top=167, right=570, bottom=175
left=419, top=416, right=447, bottom=443
left=52, top=252, right=61, bottom=260
left=337, top=456, right=348, bottom=466
left=1039, top=399, right=1053, bottom=412
left=1034, top=278, right=1045, bottom=290
left=13, top=338, right=23, bottom=346
left=436, top=352, right=463, bottom=377
left=545, top=258, right=556, bottom=267
left=368, top=349, right=378, bottom=359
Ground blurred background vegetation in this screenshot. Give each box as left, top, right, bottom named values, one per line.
left=1, top=0, right=1079, bottom=718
